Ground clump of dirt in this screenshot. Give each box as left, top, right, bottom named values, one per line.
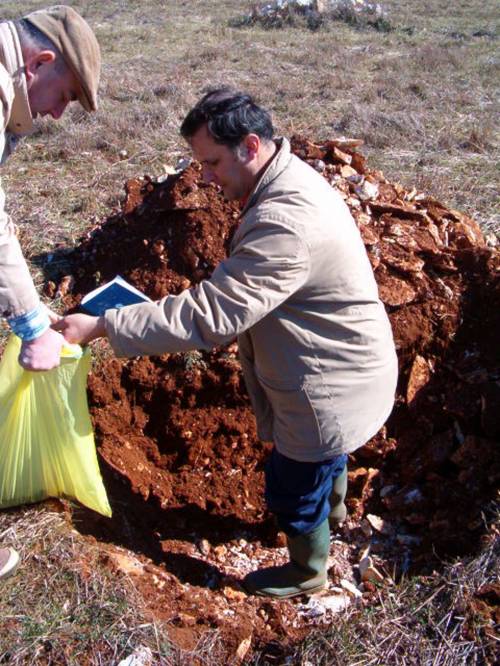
left=54, top=137, right=499, bottom=659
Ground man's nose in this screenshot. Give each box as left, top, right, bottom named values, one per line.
left=202, top=167, right=215, bottom=184
left=50, top=100, right=69, bottom=120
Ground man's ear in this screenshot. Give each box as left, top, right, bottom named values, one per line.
left=24, top=50, right=56, bottom=85
left=243, top=133, right=261, bottom=160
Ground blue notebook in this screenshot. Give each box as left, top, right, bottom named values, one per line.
left=80, top=275, right=152, bottom=316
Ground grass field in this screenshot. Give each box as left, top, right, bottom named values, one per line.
left=0, top=1, right=499, bottom=663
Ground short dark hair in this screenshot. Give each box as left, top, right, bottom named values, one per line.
left=180, top=87, right=274, bottom=148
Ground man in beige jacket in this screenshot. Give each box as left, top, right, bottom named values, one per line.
left=0, top=6, right=100, bottom=580
left=59, top=89, right=398, bottom=598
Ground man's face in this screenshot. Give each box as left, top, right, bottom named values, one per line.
left=27, top=59, right=79, bottom=120
left=190, top=124, right=254, bottom=201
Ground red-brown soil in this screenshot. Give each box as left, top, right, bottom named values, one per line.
left=53, top=137, right=499, bottom=661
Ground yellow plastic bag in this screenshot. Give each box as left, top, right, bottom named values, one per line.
left=0, top=335, right=111, bottom=517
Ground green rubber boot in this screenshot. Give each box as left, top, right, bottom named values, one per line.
left=243, top=519, right=330, bottom=599
left=329, top=465, right=348, bottom=526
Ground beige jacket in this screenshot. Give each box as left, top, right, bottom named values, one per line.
left=0, top=21, right=38, bottom=320
left=105, top=139, right=398, bottom=462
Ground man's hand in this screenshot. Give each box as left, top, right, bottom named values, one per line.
left=18, top=327, right=65, bottom=371
left=54, top=313, right=106, bottom=345
left=44, top=305, right=62, bottom=325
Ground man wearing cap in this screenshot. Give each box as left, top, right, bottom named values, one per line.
left=0, top=6, right=100, bottom=580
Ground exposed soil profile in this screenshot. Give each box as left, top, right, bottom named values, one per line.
left=54, top=137, right=499, bottom=659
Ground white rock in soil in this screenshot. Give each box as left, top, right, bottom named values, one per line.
left=359, top=555, right=385, bottom=584
left=300, top=592, right=351, bottom=618
left=355, top=179, right=379, bottom=201
left=235, top=636, right=252, bottom=662
left=117, top=646, right=153, bottom=666
left=485, top=232, right=498, bottom=247
left=340, top=578, right=363, bottom=598
left=360, top=518, right=373, bottom=537
left=366, top=513, right=394, bottom=535
left=198, top=539, right=210, bottom=555
left=176, top=157, right=192, bottom=171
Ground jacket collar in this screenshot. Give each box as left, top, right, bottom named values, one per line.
left=241, top=137, right=293, bottom=216
left=0, top=22, right=34, bottom=135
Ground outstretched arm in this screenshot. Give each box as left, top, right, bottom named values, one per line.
left=54, top=313, right=106, bottom=345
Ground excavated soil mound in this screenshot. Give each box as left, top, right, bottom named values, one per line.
left=54, top=137, right=499, bottom=658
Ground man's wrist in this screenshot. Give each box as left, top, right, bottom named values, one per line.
left=96, top=315, right=107, bottom=338
left=8, top=305, right=50, bottom=341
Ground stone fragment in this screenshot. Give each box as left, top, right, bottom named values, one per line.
left=340, top=164, right=358, bottom=178
left=332, top=146, right=352, bottom=165
left=355, top=180, right=379, bottom=201
left=162, top=164, right=177, bottom=176
left=304, top=592, right=351, bottom=616
left=450, top=221, right=485, bottom=248
left=275, top=531, right=287, bottom=548
left=350, top=152, right=366, bottom=173
left=381, top=246, right=425, bottom=275
left=326, top=137, right=364, bottom=151
left=118, top=646, right=153, bottom=666
left=177, top=612, right=196, bottom=626
left=354, top=211, right=372, bottom=226
left=151, top=574, right=166, bottom=590
left=107, top=551, right=144, bottom=576
left=359, top=556, right=385, bottom=584
left=176, top=157, right=192, bottom=171
left=340, top=578, right=363, bottom=598
left=366, top=513, right=394, bottom=535
left=370, top=201, right=428, bottom=222
left=359, top=225, right=379, bottom=246
left=198, top=539, right=210, bottom=555
left=44, top=280, right=56, bottom=298
left=377, top=274, right=417, bottom=307
left=223, top=586, right=247, bottom=601
left=236, top=636, right=252, bottom=662
left=56, top=274, right=75, bottom=297
left=322, top=593, right=352, bottom=612
left=406, top=355, right=432, bottom=405
left=485, top=232, right=498, bottom=247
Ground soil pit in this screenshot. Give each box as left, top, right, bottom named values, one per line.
left=54, top=137, right=499, bottom=660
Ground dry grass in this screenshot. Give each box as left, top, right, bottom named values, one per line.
left=2, top=0, right=498, bottom=260
left=0, top=502, right=173, bottom=664
left=0, top=501, right=233, bottom=665
left=0, top=0, right=499, bottom=662
left=281, top=517, right=499, bottom=665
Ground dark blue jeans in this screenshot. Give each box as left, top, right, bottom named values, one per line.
left=265, top=448, right=348, bottom=537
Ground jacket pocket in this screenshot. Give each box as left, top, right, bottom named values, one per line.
left=256, top=373, right=343, bottom=456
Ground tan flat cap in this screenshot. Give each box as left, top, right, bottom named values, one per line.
left=24, top=5, right=101, bottom=112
